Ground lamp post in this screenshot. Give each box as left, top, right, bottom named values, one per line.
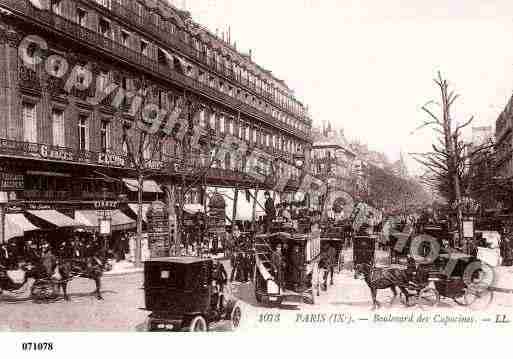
left=0, top=191, right=9, bottom=244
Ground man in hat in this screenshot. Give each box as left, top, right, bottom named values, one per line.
left=290, top=244, right=303, bottom=291
left=264, top=191, right=276, bottom=233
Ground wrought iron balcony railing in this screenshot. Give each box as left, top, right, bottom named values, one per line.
left=0, top=0, right=311, bottom=142
left=94, top=0, right=310, bottom=128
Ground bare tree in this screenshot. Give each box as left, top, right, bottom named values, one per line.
left=410, top=72, right=494, bottom=246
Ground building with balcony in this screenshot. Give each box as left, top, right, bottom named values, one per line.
left=312, top=128, right=356, bottom=194
left=0, top=0, right=313, bottom=241
left=495, top=95, right=513, bottom=179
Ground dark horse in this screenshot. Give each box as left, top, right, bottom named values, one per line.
left=41, top=254, right=104, bottom=301
left=355, top=263, right=412, bottom=309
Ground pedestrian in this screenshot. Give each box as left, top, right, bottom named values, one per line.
left=0, top=244, right=12, bottom=269
left=271, top=243, right=285, bottom=288
left=242, top=252, right=252, bottom=282
left=327, top=244, right=337, bottom=286
left=290, top=245, right=303, bottom=291
left=264, top=191, right=276, bottom=233
left=212, top=259, right=228, bottom=293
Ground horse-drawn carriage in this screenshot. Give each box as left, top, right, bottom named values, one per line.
left=143, top=257, right=242, bottom=332
left=398, top=251, right=494, bottom=309
left=253, top=225, right=321, bottom=306
left=353, top=234, right=377, bottom=277
left=321, top=222, right=346, bottom=273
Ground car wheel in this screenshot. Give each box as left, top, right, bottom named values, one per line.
left=188, top=316, right=208, bottom=332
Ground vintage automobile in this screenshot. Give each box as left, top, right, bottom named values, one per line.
left=142, top=257, right=242, bottom=332
left=254, top=223, right=321, bottom=307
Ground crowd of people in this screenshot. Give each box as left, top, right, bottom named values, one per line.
left=0, top=231, right=113, bottom=273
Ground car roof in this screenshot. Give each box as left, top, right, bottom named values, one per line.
left=145, top=257, right=213, bottom=264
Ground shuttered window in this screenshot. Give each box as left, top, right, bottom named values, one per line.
left=23, top=102, right=37, bottom=143
left=52, top=108, right=65, bottom=147
left=78, top=115, right=89, bottom=151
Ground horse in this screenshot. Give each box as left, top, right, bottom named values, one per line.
left=354, top=262, right=413, bottom=310
left=38, top=251, right=105, bottom=301
left=56, top=257, right=105, bottom=301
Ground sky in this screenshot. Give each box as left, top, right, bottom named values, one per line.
left=168, top=0, right=513, bottom=174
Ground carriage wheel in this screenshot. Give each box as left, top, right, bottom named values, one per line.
left=229, top=304, right=242, bottom=331
left=417, top=288, right=439, bottom=308
left=464, top=287, right=494, bottom=310
left=399, top=291, right=415, bottom=307
left=453, top=295, right=467, bottom=306
left=255, top=291, right=263, bottom=303
left=188, top=316, right=208, bottom=332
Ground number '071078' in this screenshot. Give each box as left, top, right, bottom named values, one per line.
left=21, top=342, right=54, bottom=351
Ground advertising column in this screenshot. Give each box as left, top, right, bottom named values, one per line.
left=147, top=201, right=170, bottom=258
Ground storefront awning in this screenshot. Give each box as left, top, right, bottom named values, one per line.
left=4, top=214, right=39, bottom=242
left=75, top=210, right=136, bottom=231
left=128, top=203, right=151, bottom=222
left=122, top=179, right=163, bottom=193
left=27, top=210, right=79, bottom=228
left=212, top=188, right=269, bottom=222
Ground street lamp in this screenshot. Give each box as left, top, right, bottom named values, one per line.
left=0, top=191, right=9, bottom=244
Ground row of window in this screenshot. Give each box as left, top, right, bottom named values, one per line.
left=197, top=109, right=304, bottom=155
left=22, top=102, right=110, bottom=153
left=101, top=0, right=304, bottom=115
left=21, top=101, right=305, bottom=164
left=49, top=0, right=310, bottom=132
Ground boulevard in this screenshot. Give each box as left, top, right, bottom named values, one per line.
left=1, top=251, right=512, bottom=331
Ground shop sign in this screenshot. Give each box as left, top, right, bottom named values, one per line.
left=98, top=152, right=127, bottom=167
left=0, top=139, right=130, bottom=169
left=0, top=172, right=24, bottom=191
left=5, top=203, right=25, bottom=213
left=94, top=200, right=119, bottom=210
left=26, top=203, right=52, bottom=210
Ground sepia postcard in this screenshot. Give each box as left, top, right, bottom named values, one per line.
left=0, top=0, right=512, bottom=356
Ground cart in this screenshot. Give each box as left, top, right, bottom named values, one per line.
left=400, top=252, right=494, bottom=309
left=254, top=227, right=321, bottom=307
left=353, top=235, right=376, bottom=278
left=142, top=257, right=242, bottom=332
left=320, top=237, right=345, bottom=273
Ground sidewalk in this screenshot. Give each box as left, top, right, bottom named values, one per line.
left=103, top=253, right=228, bottom=277
left=104, top=260, right=143, bottom=277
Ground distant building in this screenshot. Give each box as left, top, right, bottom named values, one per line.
left=495, top=96, right=513, bottom=179
left=391, top=151, right=409, bottom=178
left=472, top=126, right=493, bottom=147
left=312, top=126, right=357, bottom=193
